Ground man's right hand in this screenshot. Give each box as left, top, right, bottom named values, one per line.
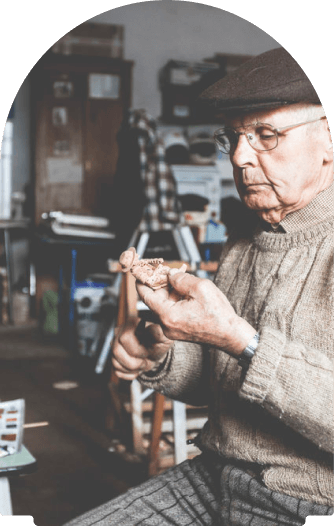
left=111, top=317, right=172, bottom=380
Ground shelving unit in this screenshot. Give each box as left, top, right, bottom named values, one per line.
left=171, top=161, right=238, bottom=219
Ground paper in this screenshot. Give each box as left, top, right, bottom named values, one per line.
left=52, top=107, right=68, bottom=126
left=0, top=398, right=25, bottom=456
left=46, top=158, right=83, bottom=184
left=88, top=73, right=120, bottom=99
left=173, top=105, right=190, bottom=118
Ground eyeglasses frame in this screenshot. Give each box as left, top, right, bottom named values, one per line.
left=214, top=116, right=327, bottom=154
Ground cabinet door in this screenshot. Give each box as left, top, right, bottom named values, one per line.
left=34, top=70, right=85, bottom=224
left=33, top=58, right=133, bottom=224
left=83, top=70, right=126, bottom=214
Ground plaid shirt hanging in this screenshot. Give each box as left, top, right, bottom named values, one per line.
left=127, top=110, right=182, bottom=232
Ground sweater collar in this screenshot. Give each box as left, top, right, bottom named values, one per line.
left=267, top=182, right=334, bottom=233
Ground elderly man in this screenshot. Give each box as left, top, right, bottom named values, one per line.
left=66, top=47, right=333, bottom=525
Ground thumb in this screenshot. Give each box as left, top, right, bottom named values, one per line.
left=168, top=270, right=200, bottom=297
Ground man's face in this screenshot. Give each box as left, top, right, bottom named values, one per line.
left=224, top=105, right=332, bottom=224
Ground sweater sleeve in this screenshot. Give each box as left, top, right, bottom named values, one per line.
left=239, top=325, right=333, bottom=453
left=139, top=340, right=211, bottom=406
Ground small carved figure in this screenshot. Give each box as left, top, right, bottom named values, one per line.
left=119, top=247, right=187, bottom=290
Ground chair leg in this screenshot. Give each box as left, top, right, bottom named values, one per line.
left=130, top=379, right=146, bottom=455
left=173, top=401, right=188, bottom=465
left=148, top=391, right=165, bottom=476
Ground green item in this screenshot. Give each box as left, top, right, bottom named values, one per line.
left=42, top=290, right=59, bottom=334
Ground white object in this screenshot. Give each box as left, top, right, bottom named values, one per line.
left=75, top=284, right=108, bottom=356
left=0, top=121, right=13, bottom=219
left=41, top=211, right=114, bottom=239
left=49, top=222, right=114, bottom=239
left=43, top=211, right=109, bottom=228
left=172, top=401, right=188, bottom=464
left=188, top=134, right=217, bottom=165
left=89, top=73, right=120, bottom=99
left=0, top=476, right=12, bottom=514
left=163, top=130, right=189, bottom=151
left=46, top=158, right=83, bottom=184
left=0, top=399, right=25, bottom=455
left=172, top=163, right=237, bottom=219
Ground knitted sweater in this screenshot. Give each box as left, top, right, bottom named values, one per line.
left=140, top=183, right=334, bottom=506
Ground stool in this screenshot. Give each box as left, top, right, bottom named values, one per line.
left=0, top=446, right=37, bottom=515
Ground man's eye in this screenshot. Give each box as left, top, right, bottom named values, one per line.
left=259, top=133, right=275, bottom=140
left=256, top=127, right=275, bottom=140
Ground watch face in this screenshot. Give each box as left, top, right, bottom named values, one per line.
left=238, top=333, right=259, bottom=369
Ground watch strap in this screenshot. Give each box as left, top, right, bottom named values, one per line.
left=238, top=332, right=260, bottom=370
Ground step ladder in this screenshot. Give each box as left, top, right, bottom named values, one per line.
left=101, top=225, right=207, bottom=474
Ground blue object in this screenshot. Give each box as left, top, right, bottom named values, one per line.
left=38, top=234, right=115, bottom=350
left=205, top=220, right=227, bottom=243
left=205, top=248, right=211, bottom=261
left=68, top=249, right=77, bottom=350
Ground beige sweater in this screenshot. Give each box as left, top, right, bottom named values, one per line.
left=140, top=183, right=334, bottom=506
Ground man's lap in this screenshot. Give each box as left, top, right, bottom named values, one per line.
left=63, top=453, right=333, bottom=526
left=64, top=454, right=220, bottom=526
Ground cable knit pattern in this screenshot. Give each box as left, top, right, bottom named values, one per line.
left=140, top=183, right=334, bottom=506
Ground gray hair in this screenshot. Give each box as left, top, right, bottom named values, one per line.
left=287, top=103, right=326, bottom=130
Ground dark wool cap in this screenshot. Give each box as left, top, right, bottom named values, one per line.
left=199, top=47, right=320, bottom=112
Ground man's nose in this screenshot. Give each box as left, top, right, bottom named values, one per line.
left=230, top=133, right=258, bottom=167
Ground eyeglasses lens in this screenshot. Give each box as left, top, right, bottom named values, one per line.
left=215, top=124, right=278, bottom=153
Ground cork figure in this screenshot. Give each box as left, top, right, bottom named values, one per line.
left=119, top=247, right=187, bottom=290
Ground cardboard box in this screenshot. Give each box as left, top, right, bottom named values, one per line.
left=52, top=22, right=124, bottom=59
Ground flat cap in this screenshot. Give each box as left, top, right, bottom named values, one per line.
left=199, top=47, right=320, bottom=112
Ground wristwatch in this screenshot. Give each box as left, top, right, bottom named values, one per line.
left=238, top=332, right=260, bottom=370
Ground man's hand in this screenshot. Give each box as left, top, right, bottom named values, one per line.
left=137, top=272, right=257, bottom=357
left=112, top=317, right=172, bottom=380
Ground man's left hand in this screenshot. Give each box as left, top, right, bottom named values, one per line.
left=136, top=271, right=257, bottom=357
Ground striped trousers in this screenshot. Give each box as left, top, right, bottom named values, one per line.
left=64, top=454, right=333, bottom=526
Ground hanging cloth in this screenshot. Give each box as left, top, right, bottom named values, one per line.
left=109, top=110, right=182, bottom=251
left=128, top=109, right=181, bottom=232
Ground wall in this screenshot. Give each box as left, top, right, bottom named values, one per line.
left=91, top=2, right=279, bottom=118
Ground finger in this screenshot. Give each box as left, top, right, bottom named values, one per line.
left=114, top=369, right=139, bottom=381
left=168, top=271, right=203, bottom=297
left=114, top=317, right=140, bottom=347
left=136, top=282, right=175, bottom=314
left=117, top=317, right=149, bottom=353
left=145, top=323, right=171, bottom=344
left=113, top=339, right=145, bottom=370
left=169, top=264, right=187, bottom=277
left=111, top=355, right=143, bottom=376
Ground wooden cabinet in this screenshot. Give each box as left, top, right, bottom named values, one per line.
left=31, top=52, right=133, bottom=224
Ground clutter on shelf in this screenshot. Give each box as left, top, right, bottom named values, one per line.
left=188, top=133, right=216, bottom=165
left=40, top=211, right=115, bottom=239
left=51, top=22, right=124, bottom=59
left=159, top=54, right=252, bottom=124
left=159, top=59, right=222, bottom=123
left=74, top=280, right=112, bottom=357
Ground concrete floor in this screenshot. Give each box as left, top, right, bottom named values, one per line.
left=0, top=324, right=148, bottom=526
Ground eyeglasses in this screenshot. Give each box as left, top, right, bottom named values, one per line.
left=214, top=116, right=326, bottom=154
